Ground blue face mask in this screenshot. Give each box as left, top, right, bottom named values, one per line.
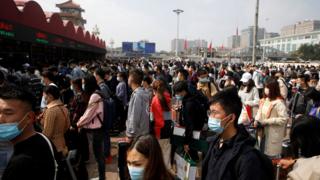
left=208, top=115, right=232, bottom=134
left=0, top=113, right=29, bottom=141
left=175, top=95, right=183, bottom=101
left=208, top=117, right=224, bottom=134
left=199, top=77, right=210, bottom=83
left=128, top=166, right=144, bottom=180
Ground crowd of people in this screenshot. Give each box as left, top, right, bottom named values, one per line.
left=1, top=58, right=320, bottom=180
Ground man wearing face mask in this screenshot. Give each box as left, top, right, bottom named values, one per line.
left=202, top=87, right=273, bottom=180
left=0, top=84, right=57, bottom=180
left=289, top=74, right=310, bottom=118
left=173, top=81, right=206, bottom=161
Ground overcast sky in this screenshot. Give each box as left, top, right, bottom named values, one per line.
left=37, top=0, right=320, bottom=51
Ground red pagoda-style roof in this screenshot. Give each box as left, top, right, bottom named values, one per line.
left=14, top=0, right=30, bottom=6
left=0, top=0, right=105, bottom=49
left=56, top=0, right=84, bottom=11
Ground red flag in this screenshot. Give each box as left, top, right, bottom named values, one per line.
left=184, top=39, right=188, bottom=50
left=208, top=41, right=212, bottom=53
left=221, top=44, right=224, bottom=50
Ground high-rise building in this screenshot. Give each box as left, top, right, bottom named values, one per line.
left=281, top=20, right=320, bottom=36
left=296, top=20, right=320, bottom=34
left=280, top=24, right=296, bottom=36
left=261, top=20, right=320, bottom=54
left=171, top=39, right=185, bottom=53
left=260, top=30, right=320, bottom=54
left=56, top=0, right=86, bottom=28
left=240, top=26, right=265, bottom=48
left=265, top=32, right=280, bottom=38
left=171, top=39, right=208, bottom=54
left=188, top=39, right=208, bottom=49
left=227, top=35, right=240, bottom=49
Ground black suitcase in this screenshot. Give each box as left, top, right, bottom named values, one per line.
left=118, top=141, right=130, bottom=180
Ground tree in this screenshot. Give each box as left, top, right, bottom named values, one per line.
left=292, top=44, right=320, bottom=60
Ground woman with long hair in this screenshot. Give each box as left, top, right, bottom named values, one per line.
left=238, top=73, right=260, bottom=125
left=150, top=79, right=172, bottom=170
left=127, top=135, right=175, bottom=180
left=255, top=78, right=289, bottom=159
left=77, top=75, right=105, bottom=180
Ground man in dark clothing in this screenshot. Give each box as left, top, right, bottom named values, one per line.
left=177, top=68, right=197, bottom=95
left=202, top=88, right=272, bottom=180
left=173, top=81, right=206, bottom=161
left=104, top=69, right=118, bottom=95
left=289, top=74, right=310, bottom=118
left=94, top=68, right=111, bottom=98
left=0, top=84, right=56, bottom=180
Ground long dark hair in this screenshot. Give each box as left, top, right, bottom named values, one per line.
left=128, top=135, right=174, bottom=180
left=264, top=78, right=282, bottom=101
left=152, top=79, right=170, bottom=111
left=240, top=79, right=255, bottom=93
left=83, top=75, right=99, bottom=96
left=290, top=115, right=320, bottom=158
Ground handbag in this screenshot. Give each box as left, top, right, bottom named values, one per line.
left=174, top=152, right=197, bottom=180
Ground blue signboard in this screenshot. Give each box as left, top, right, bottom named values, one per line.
left=122, top=41, right=156, bottom=55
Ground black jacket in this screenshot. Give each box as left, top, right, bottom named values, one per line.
left=202, top=125, right=270, bottom=180
left=180, top=94, right=206, bottom=144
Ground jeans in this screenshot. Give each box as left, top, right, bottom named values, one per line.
left=87, top=129, right=105, bottom=180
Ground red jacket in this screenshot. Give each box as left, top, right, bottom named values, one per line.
left=150, top=91, right=171, bottom=138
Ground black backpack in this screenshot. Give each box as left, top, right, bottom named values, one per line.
left=95, top=91, right=116, bottom=131
left=235, top=146, right=275, bottom=180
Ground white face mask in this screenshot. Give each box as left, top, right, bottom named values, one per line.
left=117, top=77, right=122, bottom=82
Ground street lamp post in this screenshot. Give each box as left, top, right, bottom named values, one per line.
left=252, top=0, right=260, bottom=65
left=173, top=9, right=184, bottom=57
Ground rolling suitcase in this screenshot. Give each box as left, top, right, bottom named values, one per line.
left=118, top=141, right=130, bottom=180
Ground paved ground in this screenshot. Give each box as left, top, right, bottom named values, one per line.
left=88, top=137, right=122, bottom=180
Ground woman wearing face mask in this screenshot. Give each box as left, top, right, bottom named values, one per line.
left=126, top=135, right=175, bottom=180
left=41, top=85, right=70, bottom=158
left=150, top=79, right=172, bottom=170
left=197, top=68, right=218, bottom=100
left=255, top=78, right=289, bottom=159
left=238, top=73, right=260, bottom=125
left=77, top=75, right=105, bottom=180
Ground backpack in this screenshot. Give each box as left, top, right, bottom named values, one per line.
left=28, top=76, right=43, bottom=111
left=193, top=95, right=208, bottom=126
left=95, top=91, right=116, bottom=131
left=235, top=146, right=274, bottom=180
